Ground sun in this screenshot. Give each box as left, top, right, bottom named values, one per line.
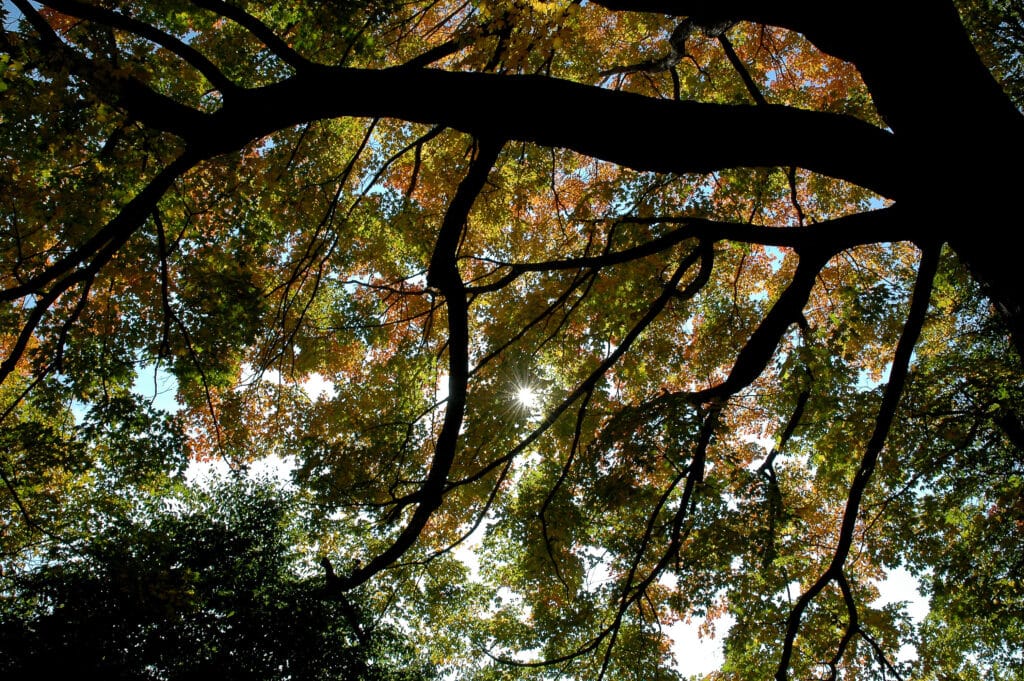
left=514, top=385, right=540, bottom=411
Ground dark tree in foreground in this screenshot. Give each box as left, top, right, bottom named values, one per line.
left=1, top=1, right=1022, bottom=679
left=0, top=476, right=434, bottom=681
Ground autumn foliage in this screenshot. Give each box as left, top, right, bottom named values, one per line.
left=1, top=1, right=1023, bottom=679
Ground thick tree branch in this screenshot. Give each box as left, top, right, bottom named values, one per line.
left=994, top=409, right=1024, bottom=453
left=718, top=33, right=768, bottom=106
left=333, top=138, right=504, bottom=591
left=187, top=68, right=899, bottom=198
left=12, top=0, right=209, bottom=138
left=826, top=572, right=859, bottom=680
left=688, top=244, right=828, bottom=405
left=587, top=2, right=1024, bottom=350
left=590, top=1, right=1021, bottom=134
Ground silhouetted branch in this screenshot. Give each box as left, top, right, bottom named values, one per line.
left=775, top=244, right=940, bottom=680
left=37, top=0, right=238, bottom=94
left=189, top=0, right=315, bottom=72
left=334, top=137, right=505, bottom=591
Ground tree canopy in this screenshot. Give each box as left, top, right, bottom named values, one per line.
left=1, top=1, right=1023, bottom=679
left=0, top=474, right=436, bottom=680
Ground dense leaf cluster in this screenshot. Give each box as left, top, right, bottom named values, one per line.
left=0, top=476, right=434, bottom=681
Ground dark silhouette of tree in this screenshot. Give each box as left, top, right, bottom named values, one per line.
left=0, top=476, right=435, bottom=681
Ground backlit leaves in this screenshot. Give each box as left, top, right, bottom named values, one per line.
left=2, top=1, right=1023, bottom=679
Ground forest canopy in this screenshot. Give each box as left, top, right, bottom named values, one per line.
left=1, top=0, right=1023, bottom=679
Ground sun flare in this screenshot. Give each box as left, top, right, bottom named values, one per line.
left=515, top=385, right=540, bottom=410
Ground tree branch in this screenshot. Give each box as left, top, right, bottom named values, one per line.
left=11, top=0, right=209, bottom=138
left=774, top=243, right=940, bottom=680
left=450, top=243, right=712, bottom=492
left=188, top=0, right=315, bottom=72
left=688, top=244, right=828, bottom=405
left=588, top=0, right=1020, bottom=133
left=191, top=68, right=899, bottom=198
left=36, top=0, right=238, bottom=94
left=1, top=153, right=200, bottom=304
left=333, top=137, right=505, bottom=591
left=471, top=207, right=909, bottom=294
